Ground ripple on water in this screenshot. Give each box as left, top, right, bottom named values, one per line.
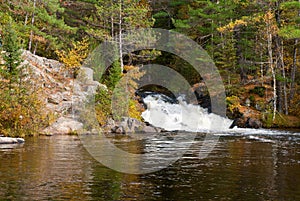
left=0, top=131, right=299, bottom=201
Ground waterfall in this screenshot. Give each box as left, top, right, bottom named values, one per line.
left=141, top=94, right=233, bottom=132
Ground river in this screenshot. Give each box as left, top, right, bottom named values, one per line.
left=0, top=130, right=299, bottom=200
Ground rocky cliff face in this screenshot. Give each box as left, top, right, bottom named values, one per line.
left=21, top=51, right=160, bottom=135
left=21, top=50, right=104, bottom=134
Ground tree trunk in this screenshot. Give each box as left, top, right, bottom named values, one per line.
left=234, top=26, right=247, bottom=84
left=33, top=41, right=38, bottom=55
left=110, top=0, right=114, bottom=38
left=290, top=39, right=298, bottom=101
left=277, top=79, right=282, bottom=113
left=267, top=29, right=276, bottom=121
left=260, top=42, right=264, bottom=86
left=265, top=7, right=278, bottom=121
left=289, top=0, right=300, bottom=102
left=28, top=0, right=36, bottom=52
left=119, top=0, right=124, bottom=73
left=274, top=42, right=281, bottom=114
left=280, top=40, right=288, bottom=115
left=274, top=1, right=288, bottom=115
left=24, top=12, right=28, bottom=25
left=111, top=16, right=114, bottom=38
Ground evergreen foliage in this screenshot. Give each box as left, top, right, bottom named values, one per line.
left=0, top=22, right=47, bottom=137
left=0, top=23, right=22, bottom=83
left=0, top=0, right=299, bottom=129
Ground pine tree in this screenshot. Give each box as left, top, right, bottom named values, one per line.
left=1, top=0, right=74, bottom=57
left=278, top=1, right=300, bottom=103
left=0, top=23, right=22, bottom=85
left=93, top=0, right=154, bottom=72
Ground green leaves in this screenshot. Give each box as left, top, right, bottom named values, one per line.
left=0, top=23, right=22, bottom=82
left=278, top=1, right=300, bottom=39
left=280, top=1, right=300, bottom=10
left=0, top=12, right=12, bottom=26
left=153, top=11, right=169, bottom=18
left=279, top=26, right=300, bottom=39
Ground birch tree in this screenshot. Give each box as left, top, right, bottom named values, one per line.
left=95, top=0, right=154, bottom=72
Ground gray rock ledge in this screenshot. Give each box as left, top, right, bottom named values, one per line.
left=0, top=137, right=25, bottom=144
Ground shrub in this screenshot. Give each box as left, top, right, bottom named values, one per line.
left=262, top=109, right=274, bottom=128
left=128, top=99, right=145, bottom=121
left=225, top=84, right=245, bottom=97
left=226, top=95, right=241, bottom=113
left=95, top=64, right=145, bottom=124
left=0, top=82, right=48, bottom=137
left=95, top=89, right=112, bottom=126
left=249, top=95, right=256, bottom=107
left=250, top=86, right=266, bottom=97
left=289, top=93, right=300, bottom=117
left=55, top=38, right=89, bottom=78
left=0, top=24, right=47, bottom=137
left=101, top=61, right=122, bottom=90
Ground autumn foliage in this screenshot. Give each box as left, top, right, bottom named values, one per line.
left=55, top=38, right=89, bottom=77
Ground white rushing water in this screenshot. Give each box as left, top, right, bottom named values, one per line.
left=141, top=94, right=233, bottom=132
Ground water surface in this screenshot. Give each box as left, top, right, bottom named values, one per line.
left=0, top=130, right=299, bottom=200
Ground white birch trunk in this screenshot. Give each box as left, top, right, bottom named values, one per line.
left=268, top=32, right=276, bottom=121
left=279, top=40, right=288, bottom=115
left=119, top=0, right=123, bottom=73
left=28, top=0, right=36, bottom=52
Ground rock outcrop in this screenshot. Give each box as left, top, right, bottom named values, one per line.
left=0, top=137, right=25, bottom=144
left=21, top=51, right=104, bottom=135
left=230, top=117, right=263, bottom=129
left=110, top=117, right=161, bottom=134
left=42, top=117, right=84, bottom=135
left=21, top=51, right=161, bottom=135
left=245, top=117, right=263, bottom=128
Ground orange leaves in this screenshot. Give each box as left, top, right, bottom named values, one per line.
left=128, top=99, right=144, bottom=121
left=55, top=38, right=89, bottom=77
left=217, top=9, right=278, bottom=35
left=226, top=95, right=242, bottom=113
left=32, top=35, right=47, bottom=44
left=263, top=10, right=279, bottom=34
left=0, top=85, right=47, bottom=137
left=123, top=65, right=145, bottom=93
left=218, top=19, right=248, bottom=33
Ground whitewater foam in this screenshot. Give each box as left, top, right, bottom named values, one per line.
left=141, top=94, right=233, bottom=132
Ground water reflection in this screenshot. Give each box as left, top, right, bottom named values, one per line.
left=0, top=136, right=94, bottom=200
left=0, top=133, right=299, bottom=200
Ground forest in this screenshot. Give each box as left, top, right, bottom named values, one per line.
left=0, top=0, right=300, bottom=136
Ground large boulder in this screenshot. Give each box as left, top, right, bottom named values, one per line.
left=230, top=117, right=262, bottom=129
left=41, top=117, right=83, bottom=135
left=111, top=117, right=144, bottom=134
left=110, top=117, right=161, bottom=134
left=246, top=117, right=263, bottom=129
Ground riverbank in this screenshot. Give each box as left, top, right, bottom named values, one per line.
left=0, top=51, right=299, bottom=137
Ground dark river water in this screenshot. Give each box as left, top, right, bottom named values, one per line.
left=0, top=130, right=299, bottom=201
